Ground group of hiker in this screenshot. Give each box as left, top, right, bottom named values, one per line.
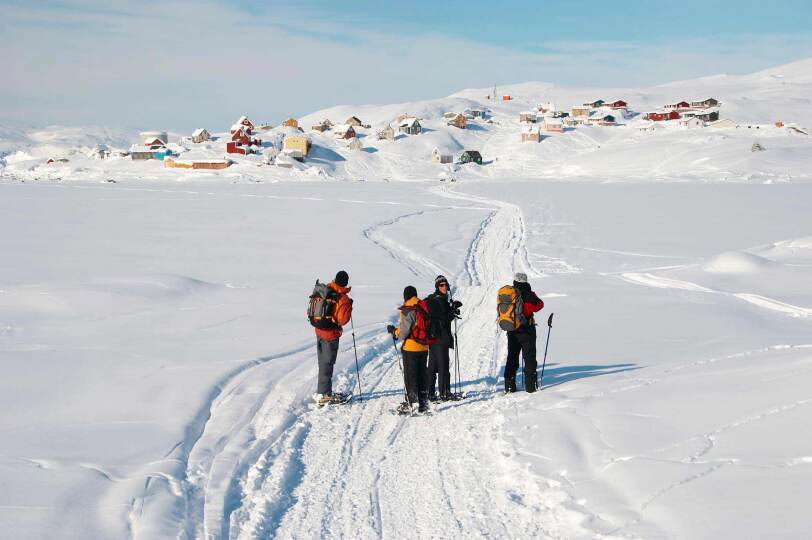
left=307, top=270, right=546, bottom=413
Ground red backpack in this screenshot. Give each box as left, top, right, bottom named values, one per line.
left=403, top=299, right=438, bottom=345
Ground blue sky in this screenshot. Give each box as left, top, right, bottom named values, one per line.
left=2, top=0, right=811, bottom=130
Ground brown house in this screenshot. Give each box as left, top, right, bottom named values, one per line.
left=311, top=119, right=333, bottom=132
left=447, top=113, right=467, bottom=129
left=334, top=124, right=356, bottom=139
left=345, top=116, right=363, bottom=127
left=282, top=117, right=299, bottom=128
left=521, top=125, right=540, bottom=142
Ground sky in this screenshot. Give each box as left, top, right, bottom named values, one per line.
left=2, top=0, right=811, bottom=131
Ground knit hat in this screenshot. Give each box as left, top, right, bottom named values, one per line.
left=335, top=270, right=349, bottom=287
left=434, top=275, right=449, bottom=287
left=403, top=285, right=417, bottom=301
left=514, top=272, right=528, bottom=283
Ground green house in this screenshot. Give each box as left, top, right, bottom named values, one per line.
left=459, top=150, right=483, bottom=165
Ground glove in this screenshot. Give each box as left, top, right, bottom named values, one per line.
left=386, top=324, right=396, bottom=335
left=452, top=300, right=463, bottom=309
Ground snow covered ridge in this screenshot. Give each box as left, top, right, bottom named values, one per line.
left=2, top=57, right=812, bottom=183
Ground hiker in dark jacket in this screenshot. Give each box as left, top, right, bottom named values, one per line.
left=504, top=272, right=544, bottom=393
left=387, top=286, right=431, bottom=414
left=425, top=275, right=462, bottom=401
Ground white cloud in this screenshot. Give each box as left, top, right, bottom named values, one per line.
left=2, top=0, right=811, bottom=130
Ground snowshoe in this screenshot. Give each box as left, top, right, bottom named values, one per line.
left=315, top=392, right=353, bottom=408
left=394, top=401, right=417, bottom=416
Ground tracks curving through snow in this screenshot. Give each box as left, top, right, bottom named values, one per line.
left=132, top=185, right=597, bottom=539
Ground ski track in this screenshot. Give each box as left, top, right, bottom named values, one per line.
left=617, top=272, right=812, bottom=319
left=127, top=183, right=611, bottom=539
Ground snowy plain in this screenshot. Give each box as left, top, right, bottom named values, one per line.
left=2, top=59, right=812, bottom=539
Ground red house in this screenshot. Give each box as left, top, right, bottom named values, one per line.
left=227, top=127, right=261, bottom=154
left=665, top=101, right=691, bottom=110
left=502, top=95, right=512, bottom=101
left=230, top=115, right=254, bottom=134
left=645, top=110, right=681, bottom=121
left=607, top=100, right=627, bottom=109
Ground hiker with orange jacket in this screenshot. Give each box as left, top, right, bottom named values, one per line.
left=387, top=286, right=431, bottom=414
left=312, top=270, right=353, bottom=405
left=504, top=272, right=544, bottom=393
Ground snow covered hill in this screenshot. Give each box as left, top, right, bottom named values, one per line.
left=2, top=58, right=811, bottom=185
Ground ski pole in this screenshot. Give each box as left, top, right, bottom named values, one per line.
left=539, top=313, right=554, bottom=389
left=391, top=334, right=412, bottom=408
left=350, top=317, right=363, bottom=403
left=453, top=316, right=460, bottom=396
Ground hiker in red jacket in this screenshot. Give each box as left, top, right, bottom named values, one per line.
left=314, top=271, right=353, bottom=405
left=504, top=272, right=544, bottom=393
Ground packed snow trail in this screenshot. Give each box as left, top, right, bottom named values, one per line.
left=132, top=185, right=608, bottom=539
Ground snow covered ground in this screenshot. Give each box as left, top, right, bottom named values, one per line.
left=2, top=179, right=811, bottom=539
left=2, top=58, right=812, bottom=539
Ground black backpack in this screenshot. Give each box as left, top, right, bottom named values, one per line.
left=307, top=280, right=341, bottom=329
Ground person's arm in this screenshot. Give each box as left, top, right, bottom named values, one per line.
left=397, top=309, right=415, bottom=340
left=522, top=291, right=544, bottom=319
left=335, top=295, right=353, bottom=326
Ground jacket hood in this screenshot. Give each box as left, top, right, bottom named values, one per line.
left=328, top=281, right=351, bottom=294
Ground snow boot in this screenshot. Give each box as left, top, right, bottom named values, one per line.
left=418, top=401, right=430, bottom=414
left=525, top=373, right=538, bottom=393
left=505, top=376, right=517, bottom=394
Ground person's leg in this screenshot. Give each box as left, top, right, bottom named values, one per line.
left=520, top=327, right=538, bottom=392
left=504, top=331, right=520, bottom=392
left=402, top=351, right=419, bottom=405
left=426, top=345, right=439, bottom=399
left=415, top=350, right=430, bottom=407
left=438, top=346, right=451, bottom=398
left=317, top=337, right=339, bottom=395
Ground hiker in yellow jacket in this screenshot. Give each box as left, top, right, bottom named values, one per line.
left=387, top=286, right=431, bottom=414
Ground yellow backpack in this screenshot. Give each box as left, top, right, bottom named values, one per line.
left=497, top=285, right=526, bottom=331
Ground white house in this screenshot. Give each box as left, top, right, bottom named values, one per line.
left=679, top=117, right=705, bottom=129
left=191, top=128, right=210, bottom=143
left=431, top=147, right=453, bottom=163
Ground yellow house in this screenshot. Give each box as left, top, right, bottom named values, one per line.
left=571, top=105, right=591, bottom=117
left=282, top=134, right=311, bottom=161
left=282, top=117, right=299, bottom=128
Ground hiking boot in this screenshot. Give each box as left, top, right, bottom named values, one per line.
left=440, top=393, right=453, bottom=402
left=525, top=373, right=538, bottom=393
left=418, top=402, right=430, bottom=414
left=505, top=376, right=517, bottom=394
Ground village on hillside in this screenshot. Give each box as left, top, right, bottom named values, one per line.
left=5, top=76, right=808, bottom=184
left=117, top=93, right=804, bottom=171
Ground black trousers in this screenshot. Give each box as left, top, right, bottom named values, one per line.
left=505, top=326, right=537, bottom=383
left=402, top=350, right=429, bottom=405
left=427, top=344, right=451, bottom=397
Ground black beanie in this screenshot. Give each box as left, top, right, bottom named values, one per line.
left=403, top=285, right=417, bottom=301
left=335, top=270, right=349, bottom=287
